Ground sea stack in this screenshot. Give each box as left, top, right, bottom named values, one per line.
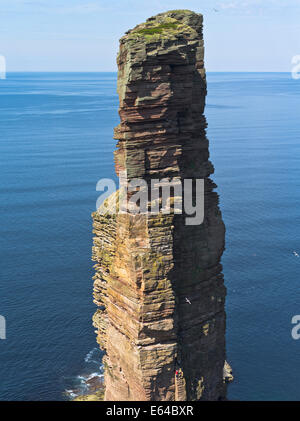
left=92, top=10, right=227, bottom=401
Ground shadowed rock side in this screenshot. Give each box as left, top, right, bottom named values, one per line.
left=92, top=10, right=227, bottom=401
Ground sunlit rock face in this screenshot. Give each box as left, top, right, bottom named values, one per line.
left=92, top=10, right=227, bottom=401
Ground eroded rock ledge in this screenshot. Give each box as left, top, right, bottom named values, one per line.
left=92, top=9, right=227, bottom=401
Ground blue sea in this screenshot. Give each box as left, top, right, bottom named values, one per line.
left=1, top=72, right=300, bottom=401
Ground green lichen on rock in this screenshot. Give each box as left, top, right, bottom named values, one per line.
left=126, top=13, right=198, bottom=43
left=73, top=389, right=105, bottom=401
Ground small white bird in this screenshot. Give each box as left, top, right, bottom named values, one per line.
left=185, top=298, right=192, bottom=305
left=293, top=251, right=299, bottom=257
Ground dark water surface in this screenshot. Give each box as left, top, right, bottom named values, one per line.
left=0, top=72, right=300, bottom=400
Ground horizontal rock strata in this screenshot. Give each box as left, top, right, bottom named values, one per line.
left=92, top=10, right=227, bottom=401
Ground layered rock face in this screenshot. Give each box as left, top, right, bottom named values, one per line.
left=92, top=10, right=227, bottom=401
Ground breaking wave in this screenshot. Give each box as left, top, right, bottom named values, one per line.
left=64, top=348, right=104, bottom=400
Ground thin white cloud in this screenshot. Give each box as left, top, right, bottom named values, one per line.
left=56, top=2, right=106, bottom=14
left=219, top=1, right=239, bottom=9
left=1, top=0, right=106, bottom=14
left=219, top=0, right=263, bottom=10
left=219, top=0, right=300, bottom=11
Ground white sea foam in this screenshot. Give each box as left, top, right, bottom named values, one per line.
left=84, top=347, right=99, bottom=363
left=64, top=348, right=104, bottom=400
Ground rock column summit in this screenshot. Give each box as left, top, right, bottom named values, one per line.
left=92, top=10, right=227, bottom=401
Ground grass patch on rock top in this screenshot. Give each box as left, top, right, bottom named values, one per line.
left=127, top=16, right=195, bottom=43
left=134, top=21, right=180, bottom=35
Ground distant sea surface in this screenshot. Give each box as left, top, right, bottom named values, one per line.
left=1, top=72, right=300, bottom=400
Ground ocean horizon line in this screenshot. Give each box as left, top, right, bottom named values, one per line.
left=3, top=71, right=292, bottom=74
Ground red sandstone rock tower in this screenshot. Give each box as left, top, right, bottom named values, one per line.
left=92, top=10, right=227, bottom=401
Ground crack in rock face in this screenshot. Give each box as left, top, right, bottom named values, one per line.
left=92, top=9, right=228, bottom=401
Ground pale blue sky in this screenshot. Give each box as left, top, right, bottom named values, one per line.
left=1, top=0, right=300, bottom=71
